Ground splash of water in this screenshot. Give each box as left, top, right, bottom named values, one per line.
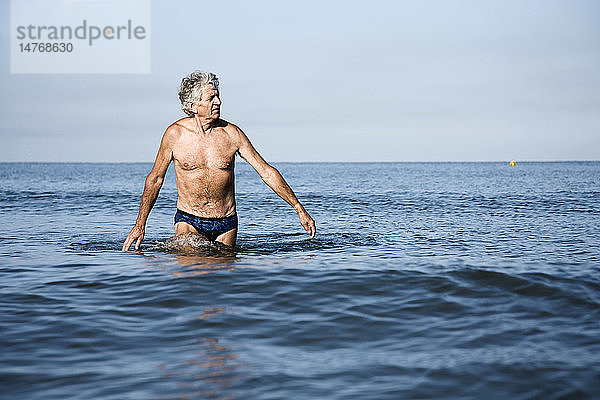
left=153, top=233, right=233, bottom=255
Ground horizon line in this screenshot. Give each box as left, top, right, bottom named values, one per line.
left=1, top=160, right=599, bottom=163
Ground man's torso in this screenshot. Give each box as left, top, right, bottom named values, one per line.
left=170, top=118, right=238, bottom=218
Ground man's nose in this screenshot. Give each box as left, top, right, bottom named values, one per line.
left=215, top=97, right=222, bottom=105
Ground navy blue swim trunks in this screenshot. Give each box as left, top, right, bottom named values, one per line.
left=174, top=209, right=238, bottom=241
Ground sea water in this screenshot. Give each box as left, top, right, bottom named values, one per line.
left=1, top=162, right=599, bottom=399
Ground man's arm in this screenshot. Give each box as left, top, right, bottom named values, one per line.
left=122, top=127, right=175, bottom=251
left=234, top=125, right=316, bottom=239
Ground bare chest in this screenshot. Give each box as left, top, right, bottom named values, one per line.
left=173, top=132, right=236, bottom=171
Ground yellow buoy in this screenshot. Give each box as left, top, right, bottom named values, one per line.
left=510, top=160, right=517, bottom=166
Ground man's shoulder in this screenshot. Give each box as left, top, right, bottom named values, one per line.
left=218, top=119, right=241, bottom=133
left=166, top=118, right=241, bottom=134
left=219, top=119, right=248, bottom=139
left=217, top=119, right=245, bottom=142
left=168, top=118, right=192, bottom=133
left=162, top=118, right=192, bottom=142
left=161, top=118, right=245, bottom=145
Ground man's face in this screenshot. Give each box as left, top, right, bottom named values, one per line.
left=192, top=84, right=221, bottom=119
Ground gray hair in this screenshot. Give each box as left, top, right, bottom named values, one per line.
left=178, top=71, right=220, bottom=116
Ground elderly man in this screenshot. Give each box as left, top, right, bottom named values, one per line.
left=122, top=71, right=316, bottom=251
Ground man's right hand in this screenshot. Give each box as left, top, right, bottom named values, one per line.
left=122, top=224, right=145, bottom=251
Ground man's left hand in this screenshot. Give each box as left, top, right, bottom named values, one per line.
left=298, top=210, right=316, bottom=239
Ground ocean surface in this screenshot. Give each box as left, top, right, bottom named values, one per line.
left=1, top=161, right=599, bottom=400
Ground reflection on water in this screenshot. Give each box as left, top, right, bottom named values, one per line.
left=197, top=307, right=225, bottom=320
left=159, top=336, right=243, bottom=399
left=172, top=254, right=238, bottom=277
left=132, top=243, right=244, bottom=399
left=148, top=233, right=240, bottom=277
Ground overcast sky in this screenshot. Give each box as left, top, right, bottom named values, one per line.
left=1, top=0, right=599, bottom=162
